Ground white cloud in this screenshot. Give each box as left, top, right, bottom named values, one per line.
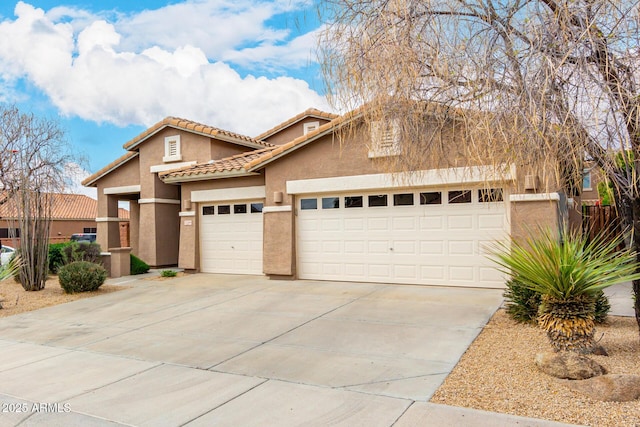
left=64, top=162, right=97, bottom=199
left=0, top=1, right=331, bottom=135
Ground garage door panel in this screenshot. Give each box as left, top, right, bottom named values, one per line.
left=448, top=241, right=475, bottom=255
left=449, top=266, right=474, bottom=281
left=368, top=217, right=389, bottom=230
left=448, top=215, right=474, bottom=229
left=479, top=214, right=506, bottom=229
left=345, top=241, right=365, bottom=253
left=344, top=218, right=365, bottom=231
left=297, top=189, right=508, bottom=288
left=420, top=241, right=444, bottom=255
left=420, top=217, right=443, bottom=230
left=420, top=266, right=445, bottom=281
left=392, top=240, right=416, bottom=254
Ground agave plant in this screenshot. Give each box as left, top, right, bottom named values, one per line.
left=491, top=228, right=640, bottom=352
left=0, top=255, right=20, bottom=282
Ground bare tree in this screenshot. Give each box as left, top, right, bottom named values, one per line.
left=0, top=106, right=71, bottom=291
left=320, top=0, right=640, bottom=332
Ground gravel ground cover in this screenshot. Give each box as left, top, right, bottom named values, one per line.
left=431, top=309, right=640, bottom=427
left=0, top=277, right=123, bottom=318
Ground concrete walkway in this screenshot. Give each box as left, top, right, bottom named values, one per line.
left=0, top=274, right=579, bottom=426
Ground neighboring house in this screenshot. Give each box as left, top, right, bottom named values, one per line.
left=0, top=193, right=129, bottom=248
left=83, top=107, right=569, bottom=288
left=581, top=163, right=610, bottom=206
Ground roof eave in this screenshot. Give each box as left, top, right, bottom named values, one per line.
left=160, top=170, right=260, bottom=184
left=125, top=125, right=270, bottom=152
left=247, top=110, right=364, bottom=172
left=82, top=152, right=139, bottom=187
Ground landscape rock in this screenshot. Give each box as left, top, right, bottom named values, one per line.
left=535, top=351, right=607, bottom=380
left=564, top=374, right=640, bottom=402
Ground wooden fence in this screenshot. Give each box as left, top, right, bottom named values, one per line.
left=582, top=205, right=625, bottom=250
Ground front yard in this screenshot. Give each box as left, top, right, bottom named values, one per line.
left=0, top=277, right=124, bottom=318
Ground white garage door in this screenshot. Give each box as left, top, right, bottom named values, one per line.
left=297, top=188, right=509, bottom=288
left=200, top=201, right=264, bottom=275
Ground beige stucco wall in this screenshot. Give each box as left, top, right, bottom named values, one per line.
left=510, top=199, right=560, bottom=245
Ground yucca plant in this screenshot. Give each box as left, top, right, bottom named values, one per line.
left=491, top=228, right=640, bottom=353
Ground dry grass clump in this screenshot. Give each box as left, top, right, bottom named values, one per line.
left=0, top=277, right=124, bottom=318
left=431, top=309, right=640, bottom=427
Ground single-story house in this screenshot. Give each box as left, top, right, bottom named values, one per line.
left=0, top=193, right=129, bottom=248
left=83, top=107, right=571, bottom=287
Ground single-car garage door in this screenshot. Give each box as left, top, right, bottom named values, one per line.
left=200, top=201, right=264, bottom=274
left=297, top=188, right=509, bottom=288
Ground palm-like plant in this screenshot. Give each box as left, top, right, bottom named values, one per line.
left=491, top=228, right=640, bottom=352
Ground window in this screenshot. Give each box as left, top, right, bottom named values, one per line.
left=303, top=121, right=320, bottom=135
left=202, top=206, right=215, bottom=215
left=448, top=190, right=472, bottom=204
left=393, top=193, right=414, bottom=206
left=345, top=196, right=363, bottom=208
left=250, top=203, right=263, bottom=213
left=479, top=188, right=504, bottom=203
left=368, top=195, right=388, bottom=207
left=420, top=192, right=442, bottom=205
left=322, top=197, right=340, bottom=209
left=83, top=227, right=97, bottom=233
left=163, top=135, right=182, bottom=162
left=234, top=204, right=247, bottom=214
left=218, top=205, right=231, bottom=215
left=0, top=228, right=20, bottom=238
left=369, top=120, right=401, bottom=158
left=583, top=169, right=592, bottom=190
left=301, top=198, right=318, bottom=210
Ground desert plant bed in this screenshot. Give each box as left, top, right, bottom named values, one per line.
left=431, top=309, right=640, bottom=427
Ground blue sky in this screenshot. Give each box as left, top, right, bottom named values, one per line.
left=0, top=1, right=331, bottom=196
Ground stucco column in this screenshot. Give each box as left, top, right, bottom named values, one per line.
left=137, top=202, right=157, bottom=266
left=129, top=200, right=140, bottom=256
left=509, top=193, right=561, bottom=245
left=262, top=208, right=295, bottom=276
left=97, top=194, right=121, bottom=252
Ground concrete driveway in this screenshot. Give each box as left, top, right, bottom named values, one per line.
left=0, top=274, right=571, bottom=426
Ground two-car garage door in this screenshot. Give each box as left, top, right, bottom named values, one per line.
left=296, top=188, right=509, bottom=288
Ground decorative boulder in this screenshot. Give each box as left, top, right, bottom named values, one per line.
left=535, top=352, right=607, bottom=380
left=564, top=374, right=640, bottom=402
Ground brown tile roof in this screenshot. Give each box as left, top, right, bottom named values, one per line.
left=82, top=151, right=139, bottom=187
left=160, top=148, right=276, bottom=182
left=123, top=117, right=274, bottom=150
left=0, top=193, right=129, bottom=220
left=254, top=108, right=339, bottom=141
left=245, top=107, right=365, bottom=171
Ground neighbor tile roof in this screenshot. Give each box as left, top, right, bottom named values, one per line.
left=254, top=108, right=339, bottom=141
left=123, top=117, right=274, bottom=150
left=82, top=151, right=139, bottom=187
left=0, top=193, right=129, bottom=220
left=159, top=147, right=277, bottom=181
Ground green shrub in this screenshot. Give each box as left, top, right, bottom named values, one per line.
left=503, top=279, right=610, bottom=325
left=48, top=243, right=71, bottom=273
left=58, top=261, right=107, bottom=293
left=503, top=278, right=542, bottom=324
left=594, top=290, right=611, bottom=324
left=62, top=242, right=102, bottom=265
left=160, top=269, right=177, bottom=278
left=130, top=254, right=150, bottom=275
